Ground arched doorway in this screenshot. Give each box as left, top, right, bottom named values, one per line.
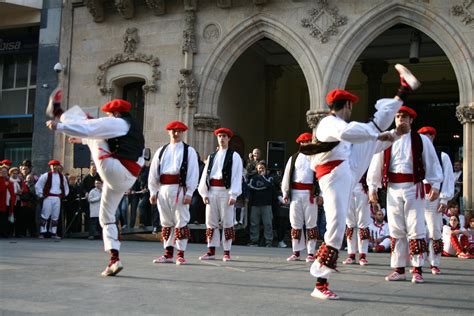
left=347, top=24, right=461, bottom=159
left=122, top=81, right=145, bottom=131
left=218, top=38, right=310, bottom=165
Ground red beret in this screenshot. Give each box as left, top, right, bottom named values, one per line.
left=48, top=160, right=61, bottom=166
left=214, top=127, right=234, bottom=138
left=0, top=159, right=12, bottom=166
left=418, top=126, right=436, bottom=136
left=326, top=89, right=359, bottom=105
left=165, top=121, right=188, bottom=131
left=296, top=132, right=313, bottom=144
left=101, top=99, right=132, bottom=113
left=398, top=106, right=417, bottom=119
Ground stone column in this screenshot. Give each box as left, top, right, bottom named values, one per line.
left=361, top=60, right=389, bottom=114
left=306, top=110, right=327, bottom=139
left=193, top=114, right=220, bottom=158
left=456, top=103, right=474, bottom=217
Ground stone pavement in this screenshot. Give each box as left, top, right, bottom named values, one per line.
left=1, top=239, right=473, bottom=315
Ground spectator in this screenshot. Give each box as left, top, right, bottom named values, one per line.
left=368, top=209, right=390, bottom=252
left=137, top=162, right=152, bottom=228
left=9, top=167, right=22, bottom=236
left=271, top=169, right=289, bottom=248
left=442, top=215, right=472, bottom=259
left=467, top=217, right=474, bottom=255
left=247, top=161, right=274, bottom=247
left=63, top=175, right=83, bottom=234
left=245, top=148, right=262, bottom=180
left=189, top=154, right=206, bottom=225
left=0, top=166, right=15, bottom=237
left=128, top=179, right=142, bottom=228
left=445, top=201, right=464, bottom=228
left=16, top=174, right=38, bottom=237
left=88, top=179, right=103, bottom=239
left=115, top=194, right=129, bottom=230
left=81, top=162, right=101, bottom=232
left=452, top=160, right=462, bottom=206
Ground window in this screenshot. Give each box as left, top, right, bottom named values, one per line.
left=0, top=54, right=37, bottom=116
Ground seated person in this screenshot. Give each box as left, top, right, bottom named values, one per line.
left=443, top=201, right=464, bottom=227
left=369, top=209, right=390, bottom=252
left=442, top=215, right=472, bottom=259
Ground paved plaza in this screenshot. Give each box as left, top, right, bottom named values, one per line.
left=1, top=238, right=473, bottom=315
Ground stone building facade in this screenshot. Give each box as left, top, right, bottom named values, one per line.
left=55, top=0, right=474, bottom=214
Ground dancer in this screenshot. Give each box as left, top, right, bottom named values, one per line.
left=46, top=95, right=145, bottom=277
left=148, top=121, right=199, bottom=265
left=303, top=64, right=419, bottom=299
left=281, top=132, right=320, bottom=262
left=368, top=109, right=443, bottom=284
left=418, top=126, right=454, bottom=274
left=198, top=128, right=243, bottom=262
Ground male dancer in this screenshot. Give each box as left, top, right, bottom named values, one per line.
left=303, top=64, right=419, bottom=299
left=342, top=174, right=371, bottom=266
left=281, top=132, right=320, bottom=262
left=148, top=121, right=199, bottom=265
left=418, top=126, right=454, bottom=274
left=367, top=109, right=443, bottom=284
left=46, top=96, right=144, bottom=277
left=198, top=128, right=243, bottom=262
left=35, top=159, right=69, bottom=239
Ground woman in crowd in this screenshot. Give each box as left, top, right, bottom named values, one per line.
left=442, top=215, right=473, bottom=259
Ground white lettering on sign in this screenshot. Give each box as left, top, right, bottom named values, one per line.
left=0, top=39, right=22, bottom=52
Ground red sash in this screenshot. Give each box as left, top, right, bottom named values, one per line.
left=387, top=172, right=414, bottom=183
left=98, top=148, right=141, bottom=177
left=160, top=174, right=179, bottom=185
left=315, top=160, right=344, bottom=180
left=291, top=182, right=313, bottom=190
left=210, top=179, right=225, bottom=187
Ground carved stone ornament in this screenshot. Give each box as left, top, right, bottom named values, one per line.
left=216, top=0, right=232, bottom=8
left=306, top=110, right=328, bottom=129
left=184, top=0, right=198, bottom=11
left=451, top=0, right=474, bottom=26
left=203, top=23, right=221, bottom=43
left=456, top=103, right=474, bottom=124
left=85, top=0, right=105, bottom=23
left=301, top=0, right=348, bottom=43
left=97, top=28, right=160, bottom=95
left=115, top=0, right=135, bottom=19
left=176, top=69, right=198, bottom=108
left=123, top=27, right=139, bottom=54
left=145, top=0, right=166, bottom=16
left=183, top=11, right=197, bottom=53
left=194, top=114, right=220, bottom=132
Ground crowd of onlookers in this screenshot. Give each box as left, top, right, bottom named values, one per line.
left=1, top=155, right=472, bottom=257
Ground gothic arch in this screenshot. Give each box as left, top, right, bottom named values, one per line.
left=197, top=14, right=322, bottom=117
left=323, top=1, right=473, bottom=108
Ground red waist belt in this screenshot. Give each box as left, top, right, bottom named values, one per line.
left=98, top=149, right=141, bottom=177
left=291, top=182, right=313, bottom=190
left=46, top=193, right=62, bottom=198
left=388, top=172, right=414, bottom=183
left=315, top=160, right=344, bottom=180
left=160, top=174, right=179, bottom=185
left=210, top=179, right=225, bottom=187
left=424, top=183, right=432, bottom=193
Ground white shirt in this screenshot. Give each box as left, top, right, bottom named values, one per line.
left=281, top=153, right=314, bottom=199
left=369, top=220, right=390, bottom=242
left=198, top=149, right=243, bottom=200
left=35, top=172, right=70, bottom=198
left=367, top=132, right=443, bottom=192
left=425, top=152, right=454, bottom=205
left=88, top=187, right=102, bottom=218
left=148, top=142, right=199, bottom=198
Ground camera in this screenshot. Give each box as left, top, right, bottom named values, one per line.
left=54, top=62, right=65, bottom=73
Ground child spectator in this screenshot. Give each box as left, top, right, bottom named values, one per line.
left=442, top=215, right=473, bottom=259
left=369, top=209, right=390, bottom=252
left=88, top=180, right=103, bottom=239
left=467, top=217, right=474, bottom=255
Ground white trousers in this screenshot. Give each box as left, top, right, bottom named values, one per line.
left=346, top=184, right=371, bottom=255
left=157, top=184, right=190, bottom=251
left=311, top=98, right=402, bottom=279
left=89, top=139, right=136, bottom=252
left=40, top=196, right=61, bottom=234
left=205, top=187, right=235, bottom=251
left=289, top=190, right=318, bottom=254
left=387, top=183, right=426, bottom=268
left=425, top=198, right=443, bottom=267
